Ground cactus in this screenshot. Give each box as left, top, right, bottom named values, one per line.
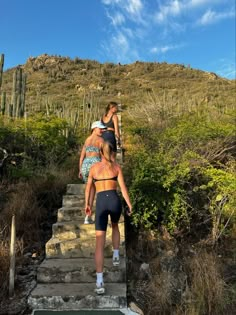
left=0, top=54, right=4, bottom=92
left=11, top=67, right=27, bottom=118
left=1, top=91, right=6, bottom=115
left=9, top=104, right=13, bottom=117
left=20, top=73, right=27, bottom=117
left=11, top=70, right=17, bottom=117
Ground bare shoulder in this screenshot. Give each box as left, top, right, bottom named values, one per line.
left=114, top=162, right=121, bottom=172
left=112, top=114, right=118, bottom=121
left=84, top=135, right=92, bottom=145
left=96, top=137, right=104, bottom=146
left=90, top=162, right=99, bottom=173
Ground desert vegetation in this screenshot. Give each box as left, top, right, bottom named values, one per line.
left=124, top=89, right=235, bottom=314
left=0, top=53, right=235, bottom=314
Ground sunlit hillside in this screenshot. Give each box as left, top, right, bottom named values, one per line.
left=1, top=54, right=235, bottom=117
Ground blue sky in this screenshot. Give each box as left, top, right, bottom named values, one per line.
left=1, top=0, right=235, bottom=79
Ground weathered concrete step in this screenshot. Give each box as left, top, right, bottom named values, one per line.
left=46, top=237, right=125, bottom=259
left=63, top=195, right=85, bottom=207
left=37, top=258, right=126, bottom=283
left=28, top=283, right=127, bottom=310
left=52, top=220, right=125, bottom=241
left=66, top=183, right=85, bottom=195
left=52, top=221, right=80, bottom=240
left=58, top=206, right=84, bottom=222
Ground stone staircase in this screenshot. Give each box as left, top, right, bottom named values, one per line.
left=28, top=183, right=127, bottom=311
left=27, top=111, right=137, bottom=313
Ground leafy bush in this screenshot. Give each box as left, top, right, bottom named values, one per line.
left=0, top=114, right=79, bottom=178
left=125, top=112, right=236, bottom=241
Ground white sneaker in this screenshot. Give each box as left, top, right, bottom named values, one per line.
left=94, top=282, right=105, bottom=295
left=84, top=216, right=94, bottom=224
left=113, top=256, right=120, bottom=266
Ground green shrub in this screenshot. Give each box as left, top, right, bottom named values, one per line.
left=126, top=113, right=236, bottom=240
left=0, top=114, right=80, bottom=180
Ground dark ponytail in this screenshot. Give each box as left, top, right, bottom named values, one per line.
left=105, top=101, right=118, bottom=116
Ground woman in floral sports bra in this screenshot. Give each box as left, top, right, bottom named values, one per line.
left=101, top=102, right=121, bottom=160
left=79, top=121, right=106, bottom=224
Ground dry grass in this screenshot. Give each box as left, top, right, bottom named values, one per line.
left=183, top=250, right=226, bottom=315
left=127, top=228, right=231, bottom=315
left=0, top=238, right=24, bottom=300
left=127, top=89, right=235, bottom=130
left=0, top=155, right=78, bottom=299
left=143, top=250, right=227, bottom=315
left=0, top=241, right=10, bottom=297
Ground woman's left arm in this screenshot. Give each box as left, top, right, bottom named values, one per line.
left=117, top=166, right=132, bottom=215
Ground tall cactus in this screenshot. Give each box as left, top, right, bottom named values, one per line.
left=0, top=54, right=4, bottom=92
left=0, top=54, right=4, bottom=115
left=11, top=67, right=27, bottom=118
left=20, top=73, right=27, bottom=117
left=1, top=91, right=6, bottom=115
left=11, top=69, right=17, bottom=117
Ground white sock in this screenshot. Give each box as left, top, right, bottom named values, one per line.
left=96, top=272, right=103, bottom=286
left=113, top=249, right=119, bottom=259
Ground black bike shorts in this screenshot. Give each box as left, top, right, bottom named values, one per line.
left=95, top=190, right=122, bottom=231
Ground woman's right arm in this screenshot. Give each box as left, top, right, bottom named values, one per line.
left=85, top=167, right=94, bottom=215
left=117, top=166, right=132, bottom=215
left=113, top=115, right=121, bottom=145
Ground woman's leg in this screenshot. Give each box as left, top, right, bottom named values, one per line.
left=111, top=222, right=120, bottom=250
left=111, top=222, right=120, bottom=266
left=95, top=232, right=106, bottom=293
left=95, top=230, right=106, bottom=273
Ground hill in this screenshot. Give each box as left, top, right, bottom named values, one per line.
left=1, top=54, right=235, bottom=117
left=0, top=54, right=235, bottom=314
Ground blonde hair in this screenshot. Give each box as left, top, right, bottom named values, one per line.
left=100, top=141, right=113, bottom=166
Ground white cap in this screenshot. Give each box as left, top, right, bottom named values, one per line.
left=91, top=121, right=107, bottom=129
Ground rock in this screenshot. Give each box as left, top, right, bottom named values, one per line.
left=129, top=301, right=144, bottom=315
left=139, top=262, right=151, bottom=279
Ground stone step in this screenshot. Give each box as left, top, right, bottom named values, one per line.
left=63, top=195, right=85, bottom=207
left=46, top=237, right=125, bottom=259
left=52, top=220, right=125, bottom=241
left=52, top=221, right=81, bottom=240
left=28, top=283, right=127, bottom=310
left=37, top=258, right=126, bottom=283
left=57, top=206, right=84, bottom=222
left=66, top=183, right=85, bottom=195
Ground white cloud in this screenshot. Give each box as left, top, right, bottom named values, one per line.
left=150, top=43, right=184, bottom=54
left=188, top=0, right=220, bottom=8
left=124, top=0, right=143, bottom=16
left=216, top=58, right=236, bottom=79
left=101, top=0, right=235, bottom=70
left=101, top=0, right=121, bottom=4
left=122, top=27, right=135, bottom=39
left=153, top=0, right=233, bottom=25
left=108, top=12, right=125, bottom=26
left=114, top=32, right=129, bottom=51
left=197, top=9, right=235, bottom=25
left=155, top=0, right=182, bottom=23
left=101, top=28, right=140, bottom=63
left=102, top=0, right=145, bottom=23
